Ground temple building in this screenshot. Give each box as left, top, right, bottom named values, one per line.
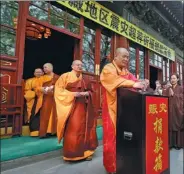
left=1, top=1, right=183, bottom=137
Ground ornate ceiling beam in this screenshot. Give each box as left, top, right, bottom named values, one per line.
left=122, top=1, right=183, bottom=50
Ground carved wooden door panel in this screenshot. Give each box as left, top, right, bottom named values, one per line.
left=0, top=2, right=28, bottom=137
left=0, top=55, right=24, bottom=136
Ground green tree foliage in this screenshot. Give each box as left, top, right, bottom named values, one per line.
left=29, top=1, right=80, bottom=34
left=0, top=1, right=18, bottom=56
left=82, top=27, right=95, bottom=73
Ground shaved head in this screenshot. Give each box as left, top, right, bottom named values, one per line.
left=34, top=68, right=43, bottom=77
left=34, top=68, right=43, bottom=72
left=72, top=60, right=83, bottom=73
left=72, top=60, right=82, bottom=66
left=114, top=47, right=129, bottom=69
left=115, top=48, right=128, bottom=56
left=43, top=63, right=53, bottom=74
left=43, top=63, right=53, bottom=69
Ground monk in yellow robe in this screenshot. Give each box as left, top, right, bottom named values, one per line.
left=100, top=48, right=144, bottom=174
left=54, top=60, right=98, bottom=161
left=29, top=68, right=51, bottom=136
left=37, top=63, right=59, bottom=138
left=24, top=68, right=44, bottom=123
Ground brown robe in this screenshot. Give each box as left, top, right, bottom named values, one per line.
left=63, top=78, right=98, bottom=160
left=39, top=74, right=59, bottom=137
left=146, top=86, right=154, bottom=93
left=162, top=88, right=167, bottom=96
left=165, top=85, right=184, bottom=148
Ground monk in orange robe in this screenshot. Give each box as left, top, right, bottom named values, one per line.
left=54, top=60, right=98, bottom=161
left=38, top=63, right=59, bottom=138
left=100, top=48, right=144, bottom=174
left=26, top=69, right=52, bottom=136
left=24, top=68, right=44, bottom=123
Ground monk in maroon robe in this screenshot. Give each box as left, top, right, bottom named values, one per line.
left=55, top=60, right=98, bottom=161
left=38, top=63, right=59, bottom=138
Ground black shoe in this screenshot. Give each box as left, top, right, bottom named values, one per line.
left=40, top=136, right=47, bottom=139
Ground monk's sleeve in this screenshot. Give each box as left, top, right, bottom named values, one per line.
left=100, top=65, right=136, bottom=93
left=54, top=74, right=75, bottom=105
left=24, top=79, right=35, bottom=102
left=129, top=73, right=139, bottom=82
left=42, top=75, right=52, bottom=83
left=176, top=86, right=183, bottom=99
left=24, top=79, right=31, bottom=92
left=173, top=86, right=183, bottom=105
left=33, top=81, right=43, bottom=96
left=34, top=75, right=52, bottom=95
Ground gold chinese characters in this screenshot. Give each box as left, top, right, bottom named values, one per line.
left=148, top=103, right=166, bottom=172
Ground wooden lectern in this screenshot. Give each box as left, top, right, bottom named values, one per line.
left=116, top=88, right=169, bottom=174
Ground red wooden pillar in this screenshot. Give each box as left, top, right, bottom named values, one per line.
left=172, top=59, right=177, bottom=73
left=127, top=39, right=130, bottom=51
left=158, top=70, right=162, bottom=81
left=111, top=35, right=129, bottom=61
left=145, top=50, right=150, bottom=79
left=110, top=33, right=117, bottom=60
left=165, top=59, right=168, bottom=80
left=118, top=35, right=129, bottom=49
left=110, top=35, right=114, bottom=61
left=73, top=40, right=79, bottom=60
left=95, top=28, right=101, bottom=117
left=78, top=17, right=84, bottom=60
left=136, top=47, right=140, bottom=79
left=15, top=2, right=29, bottom=84
left=95, top=28, right=101, bottom=71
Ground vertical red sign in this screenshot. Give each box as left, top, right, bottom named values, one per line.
left=146, top=96, right=169, bottom=174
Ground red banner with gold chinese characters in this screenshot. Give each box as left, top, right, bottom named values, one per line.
left=146, top=96, right=169, bottom=174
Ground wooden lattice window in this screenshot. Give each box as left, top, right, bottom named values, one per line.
left=129, top=47, right=136, bottom=75
left=150, top=51, right=163, bottom=69
left=82, top=26, right=96, bottom=73
left=29, top=1, right=80, bottom=34
left=139, top=50, right=145, bottom=79
left=162, top=59, right=170, bottom=81
left=177, top=60, right=183, bottom=82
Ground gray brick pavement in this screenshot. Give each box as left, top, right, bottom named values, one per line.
left=1, top=146, right=183, bottom=174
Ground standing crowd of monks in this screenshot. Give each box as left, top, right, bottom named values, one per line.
left=24, top=48, right=183, bottom=174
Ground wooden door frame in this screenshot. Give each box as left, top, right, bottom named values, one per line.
left=16, top=2, right=29, bottom=84
left=27, top=16, right=81, bottom=40
left=16, top=1, right=84, bottom=84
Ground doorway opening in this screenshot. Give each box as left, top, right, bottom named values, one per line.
left=23, top=28, right=75, bottom=79
left=149, top=66, right=158, bottom=89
